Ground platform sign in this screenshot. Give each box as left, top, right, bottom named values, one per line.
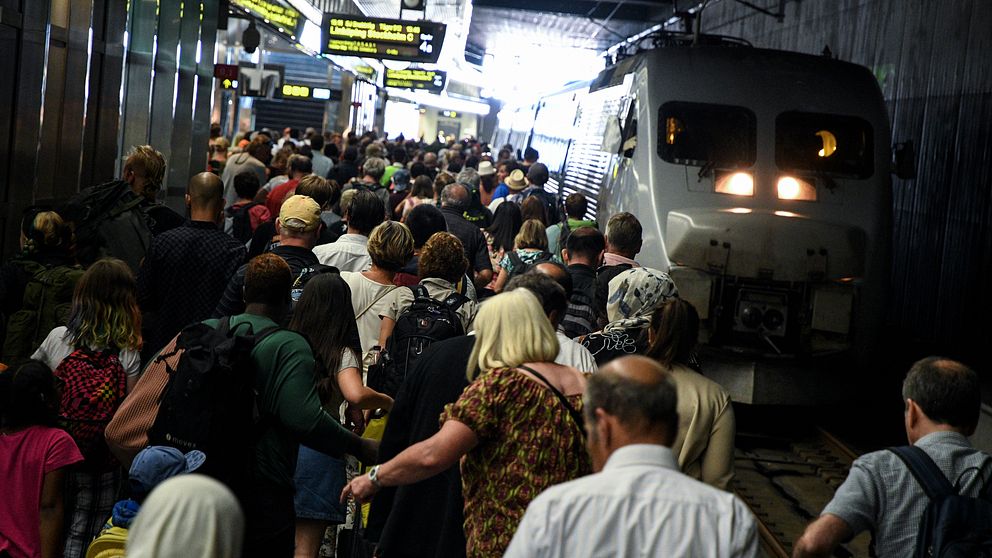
left=280, top=82, right=342, bottom=101
left=321, top=13, right=446, bottom=63
left=238, top=63, right=285, bottom=98
left=384, top=68, right=446, bottom=94
left=230, top=0, right=303, bottom=39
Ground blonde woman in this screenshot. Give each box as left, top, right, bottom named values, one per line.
left=343, top=289, right=590, bottom=558
left=491, top=218, right=552, bottom=293
left=340, top=220, right=415, bottom=354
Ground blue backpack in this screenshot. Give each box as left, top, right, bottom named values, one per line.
left=889, top=445, right=992, bottom=558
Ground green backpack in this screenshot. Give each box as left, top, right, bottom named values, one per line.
left=2, top=260, right=84, bottom=361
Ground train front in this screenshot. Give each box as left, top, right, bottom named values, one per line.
left=618, top=47, right=892, bottom=404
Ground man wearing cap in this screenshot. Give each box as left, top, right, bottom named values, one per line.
left=477, top=160, right=498, bottom=207
left=214, top=194, right=325, bottom=319
left=86, top=446, right=205, bottom=555
left=388, top=169, right=412, bottom=219
left=488, top=168, right=528, bottom=212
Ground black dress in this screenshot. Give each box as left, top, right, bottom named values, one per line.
left=366, top=335, right=474, bottom=558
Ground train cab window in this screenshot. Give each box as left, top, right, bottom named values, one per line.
left=657, top=102, right=757, bottom=167
left=776, top=112, right=874, bottom=178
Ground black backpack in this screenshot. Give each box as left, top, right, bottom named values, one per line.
left=889, top=445, right=992, bottom=558
left=226, top=202, right=261, bottom=243
left=148, top=317, right=279, bottom=496
left=506, top=250, right=553, bottom=281
left=65, top=180, right=153, bottom=272
left=526, top=188, right=559, bottom=223
left=369, top=285, right=469, bottom=398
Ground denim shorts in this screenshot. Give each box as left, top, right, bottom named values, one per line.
left=293, top=445, right=347, bottom=523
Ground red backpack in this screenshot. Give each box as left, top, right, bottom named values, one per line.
left=55, top=348, right=127, bottom=471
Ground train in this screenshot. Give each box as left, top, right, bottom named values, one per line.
left=494, top=35, right=901, bottom=404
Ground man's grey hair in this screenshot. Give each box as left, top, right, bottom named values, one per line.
left=456, top=168, right=481, bottom=190
left=902, top=357, right=980, bottom=431
left=584, top=366, right=678, bottom=435
left=363, top=157, right=387, bottom=180
left=440, top=183, right=470, bottom=209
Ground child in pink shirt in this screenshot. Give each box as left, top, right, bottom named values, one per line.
left=0, top=361, right=83, bottom=558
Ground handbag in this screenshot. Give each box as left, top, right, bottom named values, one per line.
left=104, top=336, right=182, bottom=468
left=517, top=365, right=586, bottom=437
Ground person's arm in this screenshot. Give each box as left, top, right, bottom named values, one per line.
left=491, top=266, right=509, bottom=293
left=337, top=367, right=393, bottom=411
left=212, top=266, right=247, bottom=318
left=39, top=467, right=68, bottom=558
left=472, top=231, right=493, bottom=289
left=377, top=316, right=396, bottom=348
left=341, top=419, right=478, bottom=503
left=701, top=395, right=736, bottom=490
left=793, top=514, right=852, bottom=558
left=474, top=268, right=493, bottom=289
left=267, top=339, right=376, bottom=462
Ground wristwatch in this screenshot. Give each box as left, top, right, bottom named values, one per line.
left=368, top=464, right=382, bottom=489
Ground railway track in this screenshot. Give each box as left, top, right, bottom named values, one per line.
left=734, top=427, right=871, bottom=558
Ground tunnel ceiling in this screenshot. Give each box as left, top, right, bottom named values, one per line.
left=468, top=0, right=672, bottom=54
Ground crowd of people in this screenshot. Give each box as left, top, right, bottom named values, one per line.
left=0, top=125, right=984, bottom=558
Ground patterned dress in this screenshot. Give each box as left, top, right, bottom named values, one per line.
left=441, top=367, right=591, bottom=558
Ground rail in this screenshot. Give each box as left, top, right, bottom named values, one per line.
left=734, top=426, right=866, bottom=558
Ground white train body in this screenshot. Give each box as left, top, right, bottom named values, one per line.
left=495, top=45, right=892, bottom=403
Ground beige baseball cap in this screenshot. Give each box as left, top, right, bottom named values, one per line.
left=279, top=195, right=321, bottom=232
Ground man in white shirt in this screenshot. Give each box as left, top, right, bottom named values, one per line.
left=504, top=355, right=758, bottom=558
left=313, top=189, right=384, bottom=272
left=505, top=273, right=597, bottom=373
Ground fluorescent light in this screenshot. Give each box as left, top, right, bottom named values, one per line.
left=387, top=89, right=490, bottom=115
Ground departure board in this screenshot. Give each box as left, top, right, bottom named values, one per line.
left=321, top=13, right=446, bottom=63
left=230, top=0, right=302, bottom=38
left=384, top=68, right=447, bottom=94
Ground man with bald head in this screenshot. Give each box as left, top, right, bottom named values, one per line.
left=137, top=172, right=247, bottom=358
left=505, top=356, right=758, bottom=558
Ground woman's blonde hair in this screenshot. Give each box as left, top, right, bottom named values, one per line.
left=66, top=258, right=142, bottom=350
left=466, top=289, right=559, bottom=380
left=514, top=218, right=548, bottom=250
left=367, top=221, right=415, bottom=272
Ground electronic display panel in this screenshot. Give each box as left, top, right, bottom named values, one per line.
left=321, top=13, right=446, bottom=63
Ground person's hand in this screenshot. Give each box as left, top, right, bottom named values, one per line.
left=340, top=473, right=378, bottom=504
left=344, top=404, right=366, bottom=435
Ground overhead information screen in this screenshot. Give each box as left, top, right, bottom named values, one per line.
left=321, top=14, right=446, bottom=63
left=384, top=68, right=447, bottom=94
left=231, top=0, right=302, bottom=38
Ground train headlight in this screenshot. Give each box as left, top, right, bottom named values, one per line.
left=777, top=176, right=817, bottom=201
left=715, top=172, right=754, bottom=196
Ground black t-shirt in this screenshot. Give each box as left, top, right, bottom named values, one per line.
left=440, top=208, right=493, bottom=274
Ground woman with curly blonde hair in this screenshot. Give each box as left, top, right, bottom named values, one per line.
left=31, top=257, right=143, bottom=557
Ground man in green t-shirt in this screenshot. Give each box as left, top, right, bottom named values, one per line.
left=209, top=252, right=376, bottom=557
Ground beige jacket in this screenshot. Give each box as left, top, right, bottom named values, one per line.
left=669, top=363, right=736, bottom=490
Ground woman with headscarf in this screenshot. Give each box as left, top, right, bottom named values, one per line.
left=126, top=475, right=244, bottom=558
left=579, top=266, right=679, bottom=365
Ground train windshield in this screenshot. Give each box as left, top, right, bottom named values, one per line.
left=776, top=112, right=874, bottom=178
left=657, top=102, right=756, bottom=167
